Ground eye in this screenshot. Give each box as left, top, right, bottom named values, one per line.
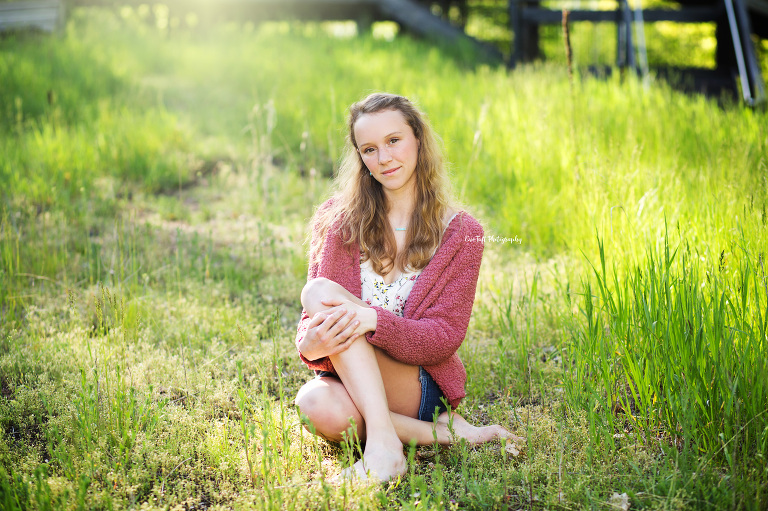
left=388, top=137, right=399, bottom=145
left=362, top=147, right=376, bottom=155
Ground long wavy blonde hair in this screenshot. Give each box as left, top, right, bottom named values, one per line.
left=309, top=93, right=457, bottom=276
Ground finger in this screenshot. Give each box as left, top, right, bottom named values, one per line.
left=317, top=308, right=348, bottom=335
left=326, top=309, right=356, bottom=337
left=337, top=317, right=361, bottom=341
left=332, top=319, right=361, bottom=351
left=341, top=332, right=363, bottom=350
left=330, top=332, right=361, bottom=356
left=317, top=305, right=343, bottom=317
left=308, top=312, right=327, bottom=327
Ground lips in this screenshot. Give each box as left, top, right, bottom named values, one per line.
left=381, top=166, right=401, bottom=176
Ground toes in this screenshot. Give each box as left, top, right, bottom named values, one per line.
left=335, top=454, right=406, bottom=485
left=353, top=460, right=373, bottom=480
left=332, top=461, right=372, bottom=485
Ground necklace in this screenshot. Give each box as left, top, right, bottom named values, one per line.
left=395, top=227, right=407, bottom=231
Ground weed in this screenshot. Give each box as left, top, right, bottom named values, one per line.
left=1, top=7, right=766, bottom=509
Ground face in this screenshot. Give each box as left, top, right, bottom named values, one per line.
left=354, top=109, right=419, bottom=197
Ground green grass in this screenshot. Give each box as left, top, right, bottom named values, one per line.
left=567, top=229, right=768, bottom=502
left=1, top=6, right=767, bottom=509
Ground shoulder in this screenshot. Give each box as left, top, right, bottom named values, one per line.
left=315, top=196, right=337, bottom=218
left=310, top=196, right=342, bottom=232
left=310, top=195, right=357, bottom=257
left=447, top=210, right=484, bottom=240
left=432, top=210, right=484, bottom=266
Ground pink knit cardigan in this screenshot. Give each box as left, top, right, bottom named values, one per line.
left=294, top=199, right=484, bottom=408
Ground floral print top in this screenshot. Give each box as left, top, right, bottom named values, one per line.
left=360, top=258, right=422, bottom=317
left=359, top=213, right=457, bottom=317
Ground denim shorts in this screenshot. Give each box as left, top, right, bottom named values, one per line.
left=418, top=366, right=449, bottom=422
left=314, top=367, right=448, bottom=422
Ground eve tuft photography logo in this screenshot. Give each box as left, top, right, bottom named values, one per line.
left=465, top=235, right=522, bottom=245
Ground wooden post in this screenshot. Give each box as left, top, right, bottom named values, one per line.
left=522, top=1, right=541, bottom=62
left=511, top=0, right=540, bottom=64
left=621, top=0, right=635, bottom=71
left=616, top=0, right=626, bottom=68
left=562, top=9, right=573, bottom=83
left=356, top=12, right=373, bottom=36
left=509, top=0, right=522, bottom=66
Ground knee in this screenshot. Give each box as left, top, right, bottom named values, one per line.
left=301, top=277, right=334, bottom=317
left=295, top=387, right=349, bottom=439
left=294, top=389, right=323, bottom=427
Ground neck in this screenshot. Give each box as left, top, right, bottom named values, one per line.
left=385, top=188, right=416, bottom=228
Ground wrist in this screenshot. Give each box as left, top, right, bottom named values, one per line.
left=299, top=334, right=318, bottom=361
left=363, top=306, right=378, bottom=333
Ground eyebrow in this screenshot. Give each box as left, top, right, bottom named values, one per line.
left=358, top=131, right=404, bottom=147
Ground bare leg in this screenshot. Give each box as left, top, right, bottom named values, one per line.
left=301, top=277, right=411, bottom=481
left=296, top=277, right=523, bottom=480
left=329, top=338, right=407, bottom=481
left=393, top=411, right=523, bottom=445
left=297, top=377, right=524, bottom=446
left=301, top=277, right=371, bottom=318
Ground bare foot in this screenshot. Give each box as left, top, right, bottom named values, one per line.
left=335, top=460, right=372, bottom=483
left=335, top=442, right=407, bottom=484
left=435, top=413, right=526, bottom=445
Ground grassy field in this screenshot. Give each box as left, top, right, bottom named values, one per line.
left=1, top=6, right=767, bottom=509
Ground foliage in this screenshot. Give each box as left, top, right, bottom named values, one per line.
left=0, top=7, right=767, bottom=509
left=566, top=228, right=768, bottom=481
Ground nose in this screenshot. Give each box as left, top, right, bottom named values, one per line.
left=378, top=147, right=392, bottom=166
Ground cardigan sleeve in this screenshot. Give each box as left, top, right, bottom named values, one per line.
left=294, top=200, right=336, bottom=373
left=363, top=220, right=484, bottom=366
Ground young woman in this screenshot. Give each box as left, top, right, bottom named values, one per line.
left=294, top=93, right=520, bottom=482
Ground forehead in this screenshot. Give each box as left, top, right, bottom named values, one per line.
left=354, top=109, right=412, bottom=146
